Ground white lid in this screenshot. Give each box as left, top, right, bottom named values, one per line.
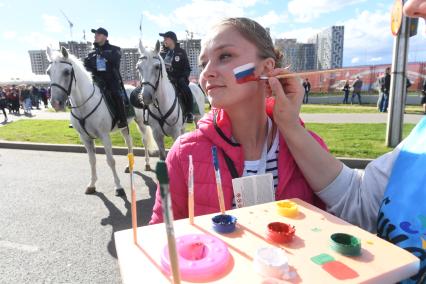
left=253, top=247, right=289, bottom=279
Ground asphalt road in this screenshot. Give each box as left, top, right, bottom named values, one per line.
left=0, top=149, right=159, bottom=284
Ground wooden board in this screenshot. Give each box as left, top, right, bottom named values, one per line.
left=115, top=199, right=419, bottom=284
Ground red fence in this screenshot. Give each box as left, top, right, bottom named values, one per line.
left=299, top=62, right=426, bottom=93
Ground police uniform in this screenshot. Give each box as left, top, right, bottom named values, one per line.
left=159, top=31, right=193, bottom=122
left=84, top=27, right=127, bottom=128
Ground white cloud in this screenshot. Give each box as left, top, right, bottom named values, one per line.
left=255, top=10, right=288, bottom=28
left=3, top=31, right=17, bottom=39
left=0, top=50, right=33, bottom=80
left=143, top=0, right=265, bottom=39
left=172, top=1, right=245, bottom=36
left=277, top=27, right=323, bottom=43
left=19, top=32, right=58, bottom=49
left=230, top=0, right=263, bottom=7
left=142, top=11, right=172, bottom=29
left=369, top=57, right=382, bottom=62
left=109, top=35, right=143, bottom=49
left=341, top=10, right=390, bottom=52
left=288, top=0, right=366, bottom=22
left=0, top=3, right=4, bottom=8
left=42, top=14, right=64, bottom=33
left=351, top=57, right=360, bottom=63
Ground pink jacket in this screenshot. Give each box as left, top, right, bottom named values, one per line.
left=149, top=107, right=327, bottom=224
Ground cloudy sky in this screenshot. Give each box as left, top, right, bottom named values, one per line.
left=0, top=0, right=425, bottom=79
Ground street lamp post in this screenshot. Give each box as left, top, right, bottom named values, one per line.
left=386, top=0, right=412, bottom=147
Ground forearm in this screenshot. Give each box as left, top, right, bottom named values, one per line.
left=279, top=123, right=343, bottom=192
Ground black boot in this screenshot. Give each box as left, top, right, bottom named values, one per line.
left=112, top=90, right=128, bottom=129
left=186, top=113, right=194, bottom=123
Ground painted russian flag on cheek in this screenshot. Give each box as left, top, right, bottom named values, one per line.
left=233, top=63, right=258, bottom=84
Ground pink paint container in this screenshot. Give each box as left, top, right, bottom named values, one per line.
left=161, top=234, right=231, bottom=282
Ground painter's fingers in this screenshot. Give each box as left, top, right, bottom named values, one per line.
left=267, top=68, right=303, bottom=97
left=269, top=76, right=302, bottom=129
left=268, top=77, right=288, bottom=104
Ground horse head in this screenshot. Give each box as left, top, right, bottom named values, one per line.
left=136, top=39, right=163, bottom=106
left=46, top=46, right=74, bottom=111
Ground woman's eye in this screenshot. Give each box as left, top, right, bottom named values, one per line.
left=219, top=53, right=232, bottom=61
left=199, top=62, right=207, bottom=70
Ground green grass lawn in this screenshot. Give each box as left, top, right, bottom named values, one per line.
left=0, top=119, right=415, bottom=159
left=301, top=104, right=424, bottom=114
left=306, top=123, right=414, bottom=158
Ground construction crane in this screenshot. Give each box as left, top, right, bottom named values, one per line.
left=60, top=9, right=74, bottom=39
left=185, top=30, right=203, bottom=40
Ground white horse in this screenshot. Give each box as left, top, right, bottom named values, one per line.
left=134, top=39, right=205, bottom=160
left=46, top=46, right=156, bottom=196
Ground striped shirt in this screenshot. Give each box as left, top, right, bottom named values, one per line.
left=242, top=129, right=280, bottom=190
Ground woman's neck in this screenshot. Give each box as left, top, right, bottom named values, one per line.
left=226, top=99, right=270, bottom=161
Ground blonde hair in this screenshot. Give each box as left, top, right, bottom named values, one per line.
left=214, top=17, right=283, bottom=68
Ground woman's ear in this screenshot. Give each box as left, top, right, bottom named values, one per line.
left=260, top=58, right=275, bottom=74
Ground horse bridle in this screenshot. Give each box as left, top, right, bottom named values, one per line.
left=139, top=56, right=163, bottom=94
left=137, top=55, right=181, bottom=136
left=49, top=60, right=95, bottom=109
left=49, top=61, right=76, bottom=98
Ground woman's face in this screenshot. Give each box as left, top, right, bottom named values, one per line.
left=403, top=0, right=426, bottom=20
left=199, top=26, right=273, bottom=109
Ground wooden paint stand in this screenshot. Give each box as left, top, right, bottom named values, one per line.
left=114, top=199, right=419, bottom=283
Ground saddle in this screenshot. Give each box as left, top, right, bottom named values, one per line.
left=171, top=81, right=200, bottom=116
left=95, top=79, right=135, bottom=129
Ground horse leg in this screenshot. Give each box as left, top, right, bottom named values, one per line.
left=120, top=128, right=133, bottom=173
left=82, top=137, right=97, bottom=194
left=153, top=130, right=167, bottom=160
left=99, top=135, right=125, bottom=197
left=134, top=119, right=152, bottom=171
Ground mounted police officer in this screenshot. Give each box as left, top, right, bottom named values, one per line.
left=159, top=31, right=194, bottom=123
left=84, top=27, right=127, bottom=129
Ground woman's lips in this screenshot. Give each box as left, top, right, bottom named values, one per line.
left=206, top=85, right=225, bottom=92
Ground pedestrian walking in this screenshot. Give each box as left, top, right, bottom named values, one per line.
left=302, top=78, right=311, bottom=104
left=342, top=80, right=350, bottom=104
left=351, top=76, right=363, bottom=105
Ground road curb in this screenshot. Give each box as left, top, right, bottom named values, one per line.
left=0, top=141, right=373, bottom=169
left=0, top=141, right=151, bottom=156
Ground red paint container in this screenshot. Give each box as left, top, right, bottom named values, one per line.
left=267, top=222, right=296, bottom=244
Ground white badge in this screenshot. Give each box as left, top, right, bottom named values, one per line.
left=174, top=56, right=180, bottom=62
left=232, top=174, right=275, bottom=208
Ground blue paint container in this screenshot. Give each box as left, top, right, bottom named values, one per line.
left=212, top=214, right=237, bottom=234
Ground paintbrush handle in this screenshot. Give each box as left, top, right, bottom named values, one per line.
left=188, top=192, right=194, bottom=224
left=131, top=186, right=137, bottom=244
left=156, top=161, right=181, bottom=284
left=216, top=181, right=226, bottom=214
left=162, top=185, right=181, bottom=284
left=188, top=155, right=194, bottom=224
left=260, top=68, right=345, bottom=80
left=128, top=153, right=138, bottom=244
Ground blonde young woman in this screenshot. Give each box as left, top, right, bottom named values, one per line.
left=150, top=18, right=328, bottom=224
